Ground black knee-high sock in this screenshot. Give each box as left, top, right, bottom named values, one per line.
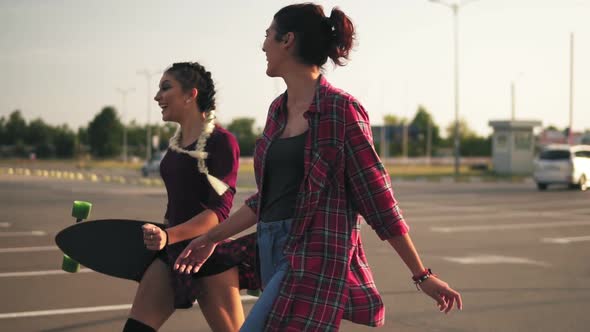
left=122, top=318, right=156, bottom=332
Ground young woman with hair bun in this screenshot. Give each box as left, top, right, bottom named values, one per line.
left=176, top=4, right=462, bottom=331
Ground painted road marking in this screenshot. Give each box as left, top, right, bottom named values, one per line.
left=0, top=296, right=259, bottom=319
left=0, top=269, right=94, bottom=278
left=0, top=246, right=58, bottom=254
left=442, top=254, right=550, bottom=267
left=0, top=222, right=10, bottom=228
left=0, top=231, right=46, bottom=237
left=542, top=236, right=590, bottom=244
left=431, top=220, right=590, bottom=233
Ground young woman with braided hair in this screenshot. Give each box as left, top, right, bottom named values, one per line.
left=123, top=62, right=258, bottom=332
left=175, top=3, right=462, bottom=331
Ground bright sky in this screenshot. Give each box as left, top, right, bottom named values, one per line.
left=1, top=0, right=588, bottom=137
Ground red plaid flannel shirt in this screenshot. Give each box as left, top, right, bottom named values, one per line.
left=245, top=76, right=410, bottom=331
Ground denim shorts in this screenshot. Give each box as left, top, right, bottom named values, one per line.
left=239, top=218, right=292, bottom=331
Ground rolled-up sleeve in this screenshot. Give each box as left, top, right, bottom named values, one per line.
left=205, top=131, right=240, bottom=223
left=344, top=101, right=409, bottom=240
left=245, top=192, right=259, bottom=215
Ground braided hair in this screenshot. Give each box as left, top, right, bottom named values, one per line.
left=165, top=62, right=216, bottom=113
left=165, top=62, right=229, bottom=195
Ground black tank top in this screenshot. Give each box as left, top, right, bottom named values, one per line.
left=260, top=131, right=307, bottom=222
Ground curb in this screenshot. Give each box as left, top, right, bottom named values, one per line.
left=0, top=167, right=164, bottom=187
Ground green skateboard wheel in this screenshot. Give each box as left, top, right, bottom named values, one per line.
left=247, top=289, right=261, bottom=297
left=62, top=254, right=80, bottom=273
left=71, top=201, right=92, bottom=220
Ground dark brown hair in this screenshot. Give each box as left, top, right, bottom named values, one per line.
left=273, top=3, right=355, bottom=67
left=165, top=62, right=216, bottom=112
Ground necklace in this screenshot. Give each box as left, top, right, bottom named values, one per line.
left=167, top=110, right=229, bottom=195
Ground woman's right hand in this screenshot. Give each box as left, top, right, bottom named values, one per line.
left=173, top=234, right=217, bottom=274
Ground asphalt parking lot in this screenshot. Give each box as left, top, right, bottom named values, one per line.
left=0, top=174, right=589, bottom=332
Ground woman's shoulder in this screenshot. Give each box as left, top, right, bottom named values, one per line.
left=208, top=125, right=240, bottom=153
left=327, top=86, right=358, bottom=105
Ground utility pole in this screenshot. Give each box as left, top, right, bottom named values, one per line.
left=426, top=118, right=432, bottom=163
left=137, top=69, right=159, bottom=161
left=511, top=81, right=515, bottom=120
left=429, top=0, right=480, bottom=176
left=568, top=32, right=575, bottom=145
left=116, top=88, right=134, bottom=163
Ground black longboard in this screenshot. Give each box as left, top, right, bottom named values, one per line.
left=56, top=219, right=165, bottom=282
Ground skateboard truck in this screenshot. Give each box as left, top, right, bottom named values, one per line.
left=61, top=200, right=92, bottom=273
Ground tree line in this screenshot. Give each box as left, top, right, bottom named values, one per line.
left=0, top=105, right=493, bottom=160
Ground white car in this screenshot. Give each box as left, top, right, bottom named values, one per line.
left=533, top=144, right=590, bottom=191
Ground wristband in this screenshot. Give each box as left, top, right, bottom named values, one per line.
left=412, top=268, right=436, bottom=290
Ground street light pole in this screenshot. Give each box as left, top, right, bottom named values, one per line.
left=137, top=69, right=158, bottom=162
left=116, top=88, right=134, bottom=163
left=568, top=32, right=575, bottom=145
left=429, top=0, right=479, bottom=177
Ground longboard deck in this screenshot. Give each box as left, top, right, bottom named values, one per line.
left=55, top=219, right=165, bottom=282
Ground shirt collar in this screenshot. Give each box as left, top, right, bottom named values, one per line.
left=307, top=74, right=331, bottom=115
left=278, top=74, right=331, bottom=116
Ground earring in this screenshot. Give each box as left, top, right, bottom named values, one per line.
left=185, top=99, right=191, bottom=104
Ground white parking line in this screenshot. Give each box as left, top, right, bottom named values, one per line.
left=431, top=220, right=590, bottom=233
left=542, top=236, right=590, bottom=244
left=442, top=254, right=550, bottom=267
left=0, top=269, right=94, bottom=278
left=0, top=304, right=131, bottom=319
left=0, top=231, right=46, bottom=237
left=0, top=296, right=259, bottom=319
left=0, top=222, right=11, bottom=228
left=0, top=246, right=58, bottom=254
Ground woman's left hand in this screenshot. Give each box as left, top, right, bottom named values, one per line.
left=418, top=276, right=463, bottom=314
left=142, top=223, right=167, bottom=251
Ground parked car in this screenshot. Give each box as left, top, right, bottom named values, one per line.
left=141, top=151, right=166, bottom=177
left=533, top=144, right=590, bottom=191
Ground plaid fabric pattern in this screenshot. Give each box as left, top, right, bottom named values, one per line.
left=245, top=76, right=410, bottom=331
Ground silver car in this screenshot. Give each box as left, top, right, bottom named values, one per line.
left=533, top=144, right=590, bottom=191
left=141, top=151, right=166, bottom=177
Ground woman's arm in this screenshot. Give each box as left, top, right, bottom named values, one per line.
left=342, top=101, right=462, bottom=313
left=166, top=210, right=219, bottom=244
left=143, top=211, right=218, bottom=251
left=388, top=233, right=463, bottom=313
left=173, top=204, right=258, bottom=274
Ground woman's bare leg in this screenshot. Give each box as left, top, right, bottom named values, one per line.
left=195, top=266, right=244, bottom=332
left=127, top=259, right=176, bottom=330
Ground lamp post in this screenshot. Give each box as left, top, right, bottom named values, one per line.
left=568, top=32, right=575, bottom=145
left=510, top=73, right=524, bottom=120
left=429, top=0, right=479, bottom=176
left=116, top=87, right=134, bottom=163
left=137, top=69, right=159, bottom=161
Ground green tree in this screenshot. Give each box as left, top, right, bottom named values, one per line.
left=408, top=106, right=441, bottom=157
left=445, top=118, right=477, bottom=140
left=445, top=119, right=491, bottom=156
left=545, top=125, right=559, bottom=131
left=5, top=110, right=27, bottom=145
left=461, top=135, right=492, bottom=156
left=54, top=125, right=76, bottom=158
left=27, top=118, right=55, bottom=158
left=87, top=106, right=123, bottom=158
left=383, top=114, right=407, bottom=126
left=0, top=116, right=6, bottom=145
left=227, top=117, right=258, bottom=156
